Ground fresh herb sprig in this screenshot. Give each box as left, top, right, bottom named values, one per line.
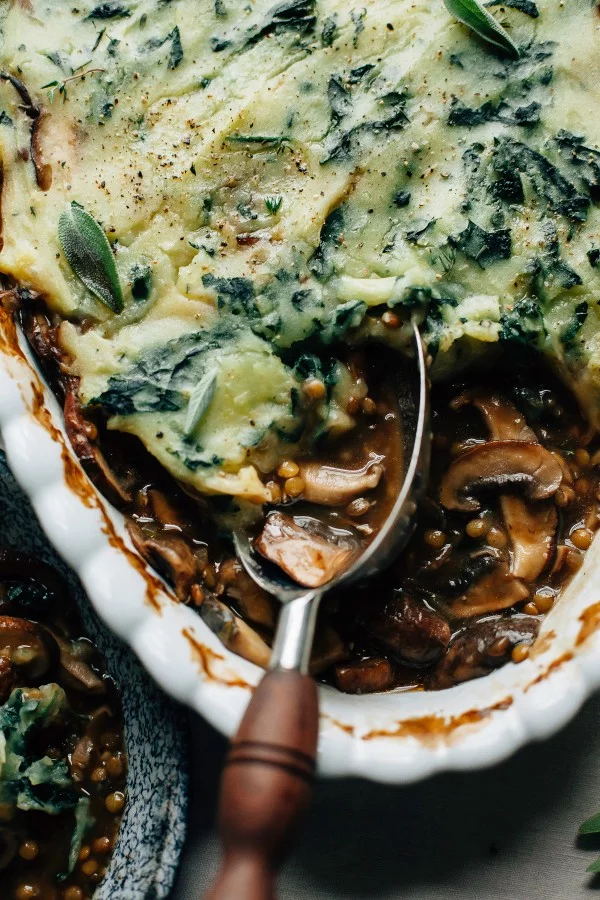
left=42, top=66, right=105, bottom=104
left=58, top=201, right=124, bottom=313
left=443, top=0, right=520, bottom=58
left=580, top=812, right=600, bottom=872
left=265, top=196, right=283, bottom=215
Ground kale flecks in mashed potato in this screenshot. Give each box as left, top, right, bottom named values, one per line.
left=1, top=0, right=600, bottom=501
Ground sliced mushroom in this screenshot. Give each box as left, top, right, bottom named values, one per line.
left=334, top=657, right=395, bottom=694
left=30, top=109, right=52, bottom=191
left=64, top=383, right=131, bottom=507
left=0, top=71, right=50, bottom=190
left=128, top=521, right=198, bottom=601
left=410, top=547, right=500, bottom=599
left=0, top=616, right=59, bottom=680
left=501, top=496, right=557, bottom=581
left=47, top=632, right=106, bottom=694
left=364, top=593, right=451, bottom=666
left=452, top=391, right=536, bottom=442
left=449, top=563, right=529, bottom=617
left=439, top=441, right=563, bottom=512
left=430, top=615, right=539, bottom=689
left=217, top=558, right=276, bottom=629
left=20, top=308, right=64, bottom=378
left=452, top=392, right=560, bottom=580
left=199, top=594, right=271, bottom=669
left=552, top=451, right=574, bottom=486
left=255, top=512, right=356, bottom=588
left=454, top=392, right=560, bottom=580
left=70, top=735, right=95, bottom=773
left=299, top=462, right=383, bottom=506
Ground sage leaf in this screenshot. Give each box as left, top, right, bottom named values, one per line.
left=185, top=370, right=217, bottom=435
left=579, top=811, right=600, bottom=835
left=443, top=0, right=520, bottom=58
left=588, top=857, right=600, bottom=874
left=58, top=202, right=124, bottom=313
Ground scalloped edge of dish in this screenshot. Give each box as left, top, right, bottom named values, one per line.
left=1, top=317, right=600, bottom=785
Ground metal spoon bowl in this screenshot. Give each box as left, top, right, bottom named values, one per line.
left=234, top=319, right=431, bottom=673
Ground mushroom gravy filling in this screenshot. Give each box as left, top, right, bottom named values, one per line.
left=2, top=0, right=600, bottom=699
left=251, top=350, right=404, bottom=588
left=0, top=551, right=126, bottom=900
left=15, top=300, right=600, bottom=695
left=335, top=356, right=600, bottom=693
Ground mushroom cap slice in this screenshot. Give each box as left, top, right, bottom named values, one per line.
left=452, top=391, right=536, bottom=442
left=128, top=521, right=199, bottom=602
left=439, top=440, right=563, bottom=512
left=64, top=383, right=131, bottom=507
left=449, top=563, right=529, bottom=617
left=217, top=558, right=276, bottom=629
left=199, top=593, right=271, bottom=669
left=334, top=658, right=395, bottom=694
left=501, top=496, right=557, bottom=582
left=452, top=391, right=560, bottom=579
left=48, top=632, right=106, bottom=695
left=430, top=614, right=539, bottom=689
left=255, top=512, right=356, bottom=588
left=299, top=462, right=383, bottom=507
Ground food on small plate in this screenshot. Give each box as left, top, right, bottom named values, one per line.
left=1, top=1, right=600, bottom=693
left=0, top=551, right=126, bottom=900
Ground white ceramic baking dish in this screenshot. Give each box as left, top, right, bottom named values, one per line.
left=1, top=304, right=600, bottom=784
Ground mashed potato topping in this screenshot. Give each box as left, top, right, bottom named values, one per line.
left=0, top=0, right=599, bottom=499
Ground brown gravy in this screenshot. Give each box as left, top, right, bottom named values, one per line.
left=15, top=301, right=600, bottom=695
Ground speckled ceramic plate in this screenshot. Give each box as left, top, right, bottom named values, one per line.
left=0, top=449, right=189, bottom=900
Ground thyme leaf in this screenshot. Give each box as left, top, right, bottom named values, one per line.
left=58, top=202, right=124, bottom=313
left=443, top=0, right=520, bottom=59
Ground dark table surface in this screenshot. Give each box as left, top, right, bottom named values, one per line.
left=173, top=692, right=600, bottom=900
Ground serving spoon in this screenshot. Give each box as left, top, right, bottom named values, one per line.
left=204, top=321, right=430, bottom=900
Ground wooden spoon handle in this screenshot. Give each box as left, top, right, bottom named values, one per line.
left=204, top=668, right=319, bottom=900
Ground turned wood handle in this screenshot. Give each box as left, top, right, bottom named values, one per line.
left=204, top=668, right=319, bottom=900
